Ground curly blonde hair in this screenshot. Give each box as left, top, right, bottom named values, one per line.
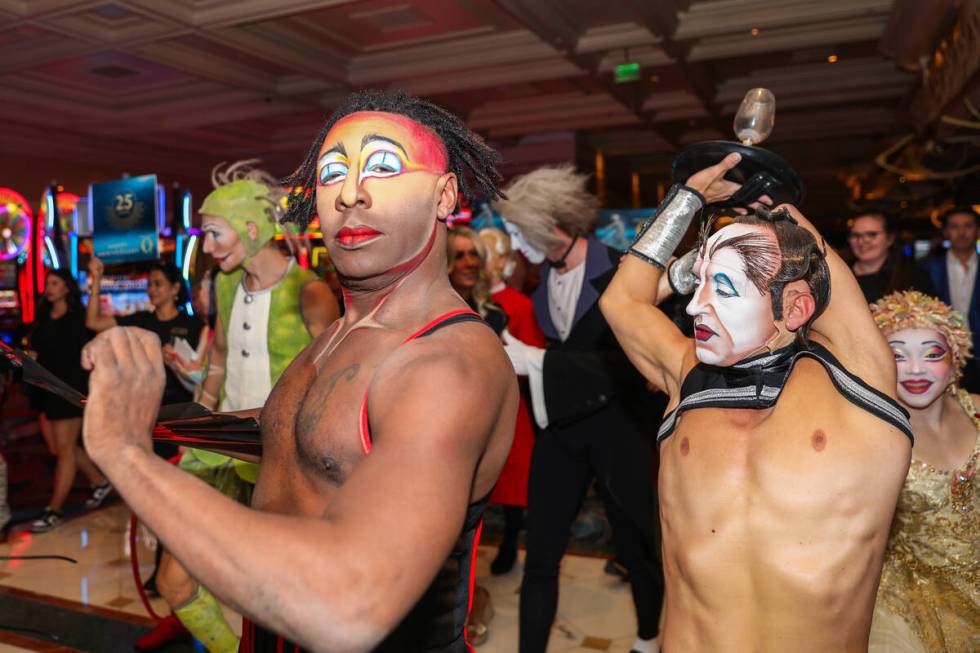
left=870, top=290, right=973, bottom=383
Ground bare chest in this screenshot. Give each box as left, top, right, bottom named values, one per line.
left=252, top=333, right=401, bottom=513
left=658, top=370, right=906, bottom=534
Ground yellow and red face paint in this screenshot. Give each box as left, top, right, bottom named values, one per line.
left=317, top=112, right=448, bottom=188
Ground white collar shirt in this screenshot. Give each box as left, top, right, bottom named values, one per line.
left=547, top=261, right=586, bottom=342
left=946, top=250, right=978, bottom=318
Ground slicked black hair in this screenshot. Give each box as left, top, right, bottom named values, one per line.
left=282, top=89, right=503, bottom=230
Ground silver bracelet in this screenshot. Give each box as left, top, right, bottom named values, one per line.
left=628, top=184, right=704, bottom=269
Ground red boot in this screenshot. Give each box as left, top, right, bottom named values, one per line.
left=135, top=615, right=191, bottom=650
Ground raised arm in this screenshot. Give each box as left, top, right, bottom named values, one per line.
left=84, top=256, right=118, bottom=332
left=81, top=325, right=515, bottom=652
left=301, top=278, right=340, bottom=337
left=600, top=153, right=741, bottom=393
left=778, top=204, right=895, bottom=391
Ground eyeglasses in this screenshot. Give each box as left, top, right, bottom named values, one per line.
left=848, top=230, right=884, bottom=243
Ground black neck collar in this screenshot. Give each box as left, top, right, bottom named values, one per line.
left=549, top=231, right=580, bottom=270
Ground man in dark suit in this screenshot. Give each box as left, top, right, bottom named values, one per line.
left=496, top=165, right=665, bottom=653
left=921, top=207, right=980, bottom=392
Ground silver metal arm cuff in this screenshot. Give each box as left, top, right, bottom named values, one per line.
left=667, top=248, right=698, bottom=295
left=628, top=184, right=704, bottom=269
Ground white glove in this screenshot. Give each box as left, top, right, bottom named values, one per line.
left=502, top=329, right=543, bottom=376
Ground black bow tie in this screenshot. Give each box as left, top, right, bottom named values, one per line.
left=684, top=344, right=799, bottom=404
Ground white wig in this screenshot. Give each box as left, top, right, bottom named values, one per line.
left=492, top=164, right=598, bottom=253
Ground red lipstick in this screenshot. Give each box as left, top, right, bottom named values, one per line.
left=694, top=325, right=716, bottom=342
left=336, top=226, right=382, bottom=247
left=900, top=379, right=933, bottom=395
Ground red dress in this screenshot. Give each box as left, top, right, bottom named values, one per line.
left=490, top=285, right=545, bottom=507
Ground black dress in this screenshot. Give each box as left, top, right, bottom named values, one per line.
left=30, top=310, right=93, bottom=420
left=117, top=311, right=204, bottom=405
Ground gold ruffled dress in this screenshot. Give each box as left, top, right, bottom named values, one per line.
left=869, top=389, right=980, bottom=653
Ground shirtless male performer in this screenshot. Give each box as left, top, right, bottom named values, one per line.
left=78, top=90, right=519, bottom=652
left=599, top=153, right=913, bottom=652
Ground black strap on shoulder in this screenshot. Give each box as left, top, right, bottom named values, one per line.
left=658, top=342, right=914, bottom=444
left=416, top=312, right=490, bottom=339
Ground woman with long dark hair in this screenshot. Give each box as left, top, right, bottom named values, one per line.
left=86, top=257, right=204, bottom=408
left=847, top=212, right=934, bottom=303
left=28, top=269, right=108, bottom=532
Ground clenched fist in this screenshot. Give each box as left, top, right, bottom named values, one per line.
left=81, top=327, right=165, bottom=466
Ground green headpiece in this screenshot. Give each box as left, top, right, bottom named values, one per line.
left=200, top=160, right=281, bottom=259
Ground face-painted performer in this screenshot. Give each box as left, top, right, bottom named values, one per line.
left=130, top=162, right=340, bottom=653
left=79, top=90, right=518, bottom=652
left=599, top=153, right=914, bottom=652
left=197, top=160, right=339, bottom=415
left=867, top=291, right=979, bottom=653
left=493, top=165, right=666, bottom=653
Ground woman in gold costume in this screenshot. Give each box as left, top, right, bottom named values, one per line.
left=869, top=290, right=979, bottom=653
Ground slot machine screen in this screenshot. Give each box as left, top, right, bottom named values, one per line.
left=79, top=270, right=151, bottom=316
left=0, top=261, right=20, bottom=343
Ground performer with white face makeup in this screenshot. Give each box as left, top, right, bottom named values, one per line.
left=686, top=223, right=782, bottom=367
left=600, top=153, right=914, bottom=652
left=868, top=291, right=979, bottom=653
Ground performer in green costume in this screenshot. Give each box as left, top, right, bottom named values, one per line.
left=138, top=161, right=338, bottom=653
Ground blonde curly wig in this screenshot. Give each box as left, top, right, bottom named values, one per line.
left=870, top=290, right=973, bottom=383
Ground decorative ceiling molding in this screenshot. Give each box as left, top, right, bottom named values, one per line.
left=0, top=0, right=946, bottom=220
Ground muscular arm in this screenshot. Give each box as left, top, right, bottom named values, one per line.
left=600, top=259, right=690, bottom=393
left=301, top=279, right=340, bottom=338
left=779, top=205, right=895, bottom=393
left=199, top=312, right=226, bottom=410
left=601, top=155, right=741, bottom=393
left=84, top=326, right=514, bottom=652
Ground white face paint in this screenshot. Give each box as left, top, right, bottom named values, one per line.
left=503, top=219, right=546, bottom=264
left=888, top=327, right=954, bottom=409
left=686, top=223, right=779, bottom=367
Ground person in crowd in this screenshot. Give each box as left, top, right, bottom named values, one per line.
left=87, top=259, right=207, bottom=642
left=28, top=270, right=109, bottom=532
left=868, top=290, right=978, bottom=653
left=921, top=207, right=980, bottom=393
left=444, top=225, right=508, bottom=644
left=135, top=163, right=338, bottom=652
left=600, top=152, right=913, bottom=651
left=167, top=267, right=220, bottom=396
left=494, top=165, right=665, bottom=653
left=79, top=90, right=517, bottom=652
left=848, top=212, right=932, bottom=303
left=447, top=226, right=507, bottom=333
left=86, top=258, right=204, bottom=412
left=478, top=226, right=545, bottom=575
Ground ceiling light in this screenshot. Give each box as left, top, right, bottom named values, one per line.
left=827, top=54, right=839, bottom=63
left=750, top=27, right=760, bottom=36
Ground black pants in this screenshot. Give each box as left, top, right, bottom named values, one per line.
left=519, top=428, right=664, bottom=652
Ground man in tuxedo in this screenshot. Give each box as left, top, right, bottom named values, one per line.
left=921, top=207, right=980, bottom=391
left=496, top=165, right=665, bottom=653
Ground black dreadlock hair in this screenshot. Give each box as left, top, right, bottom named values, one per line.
left=282, top=89, right=504, bottom=231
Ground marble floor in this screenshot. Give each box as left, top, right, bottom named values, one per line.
left=1, top=503, right=648, bottom=652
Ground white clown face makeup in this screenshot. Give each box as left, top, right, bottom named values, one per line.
left=686, top=223, right=779, bottom=367
left=502, top=219, right=546, bottom=264
left=888, top=327, right=954, bottom=409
